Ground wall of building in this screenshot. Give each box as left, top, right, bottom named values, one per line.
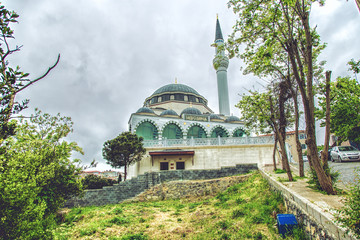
left=259, top=169, right=356, bottom=240
left=285, top=132, right=307, bottom=163
left=64, top=164, right=257, bottom=208
left=129, top=144, right=276, bottom=178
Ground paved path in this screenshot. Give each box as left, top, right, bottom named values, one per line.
left=262, top=165, right=344, bottom=212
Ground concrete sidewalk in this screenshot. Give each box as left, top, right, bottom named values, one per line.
left=261, top=165, right=344, bottom=216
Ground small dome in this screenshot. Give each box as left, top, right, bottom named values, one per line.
left=160, top=109, right=178, bottom=117
left=136, top=107, right=155, bottom=114
left=181, top=107, right=202, bottom=116
left=225, top=116, right=241, bottom=122
left=152, top=83, right=200, bottom=96
left=209, top=114, right=222, bottom=120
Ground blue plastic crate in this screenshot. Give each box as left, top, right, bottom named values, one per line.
left=277, top=214, right=298, bottom=238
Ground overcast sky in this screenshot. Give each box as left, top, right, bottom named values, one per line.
left=3, top=0, right=360, bottom=170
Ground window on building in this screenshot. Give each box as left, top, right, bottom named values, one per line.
left=211, top=127, right=229, bottom=138
left=136, top=122, right=158, bottom=140
left=176, top=162, right=185, bottom=170
left=162, top=124, right=183, bottom=139
left=301, top=144, right=307, bottom=149
left=233, top=129, right=246, bottom=137
left=162, top=94, right=170, bottom=102
left=151, top=97, right=158, bottom=104
left=160, top=162, right=169, bottom=171
left=299, top=134, right=307, bottom=139
left=188, top=95, right=197, bottom=102
left=187, top=125, right=207, bottom=139
left=173, top=94, right=184, bottom=101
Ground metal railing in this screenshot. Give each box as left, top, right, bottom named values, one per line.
left=143, top=136, right=274, bottom=148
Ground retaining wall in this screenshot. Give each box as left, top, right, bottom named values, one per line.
left=259, top=169, right=357, bottom=240
left=64, top=163, right=257, bottom=208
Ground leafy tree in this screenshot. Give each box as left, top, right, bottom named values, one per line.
left=102, top=132, right=146, bottom=181
left=317, top=76, right=360, bottom=145
left=228, top=0, right=335, bottom=194
left=0, top=110, right=83, bottom=239
left=0, top=3, right=60, bottom=140
left=237, top=88, right=294, bottom=181
left=82, top=174, right=117, bottom=190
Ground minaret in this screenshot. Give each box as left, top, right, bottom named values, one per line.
left=213, top=16, right=230, bottom=116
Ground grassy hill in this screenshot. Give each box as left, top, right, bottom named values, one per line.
left=54, top=172, right=306, bottom=239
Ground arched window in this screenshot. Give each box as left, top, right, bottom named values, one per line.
left=162, top=124, right=183, bottom=139
left=136, top=122, right=158, bottom=140
left=233, top=129, right=246, bottom=137
left=187, top=125, right=207, bottom=139
left=211, top=127, right=229, bottom=138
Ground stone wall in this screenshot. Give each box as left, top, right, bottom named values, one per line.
left=64, top=163, right=257, bottom=208
left=132, top=175, right=250, bottom=202
left=259, top=169, right=357, bottom=240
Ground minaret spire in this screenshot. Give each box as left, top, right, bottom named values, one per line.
left=215, top=15, right=223, bottom=41
left=213, top=16, right=230, bottom=116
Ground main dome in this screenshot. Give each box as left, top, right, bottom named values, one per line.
left=152, top=83, right=200, bottom=96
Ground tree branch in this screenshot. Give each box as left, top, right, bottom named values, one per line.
left=15, top=54, right=60, bottom=94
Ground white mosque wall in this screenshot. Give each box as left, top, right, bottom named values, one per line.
left=128, top=144, right=278, bottom=179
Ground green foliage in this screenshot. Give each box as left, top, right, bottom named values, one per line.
left=348, top=58, right=360, bottom=74
left=236, top=91, right=273, bottom=135
left=121, top=233, right=148, bottom=240
left=109, top=216, right=130, bottom=225
left=275, top=169, right=287, bottom=174
left=336, top=169, right=360, bottom=238
left=0, top=110, right=83, bottom=239
left=103, top=131, right=146, bottom=180
left=82, top=174, right=117, bottom=189
left=317, top=76, right=360, bottom=143
left=307, top=167, right=339, bottom=193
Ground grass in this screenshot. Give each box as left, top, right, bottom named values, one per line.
left=54, top=172, right=303, bottom=239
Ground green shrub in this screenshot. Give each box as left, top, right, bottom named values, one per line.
left=0, top=111, right=83, bottom=239
left=307, top=166, right=339, bottom=192
left=109, top=216, right=130, bottom=225
left=121, top=233, right=148, bottom=240
left=82, top=174, right=117, bottom=189
left=275, top=169, right=287, bottom=174
left=336, top=169, right=360, bottom=238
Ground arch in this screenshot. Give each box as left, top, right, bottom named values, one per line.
left=186, top=123, right=207, bottom=139
left=162, top=122, right=183, bottom=139
left=232, top=128, right=246, bottom=137
left=210, top=125, right=229, bottom=138
left=135, top=119, right=159, bottom=140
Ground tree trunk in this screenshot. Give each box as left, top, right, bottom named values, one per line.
left=281, top=2, right=335, bottom=194
left=270, top=95, right=293, bottom=181
left=322, top=71, right=331, bottom=169
left=273, top=136, right=278, bottom=171
left=299, top=8, right=335, bottom=194
left=124, top=164, right=128, bottom=181
left=285, top=77, right=304, bottom=177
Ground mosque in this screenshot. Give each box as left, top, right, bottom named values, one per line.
left=126, top=18, right=274, bottom=177
left=128, top=17, right=246, bottom=142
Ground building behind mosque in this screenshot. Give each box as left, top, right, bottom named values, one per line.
left=127, top=18, right=274, bottom=178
